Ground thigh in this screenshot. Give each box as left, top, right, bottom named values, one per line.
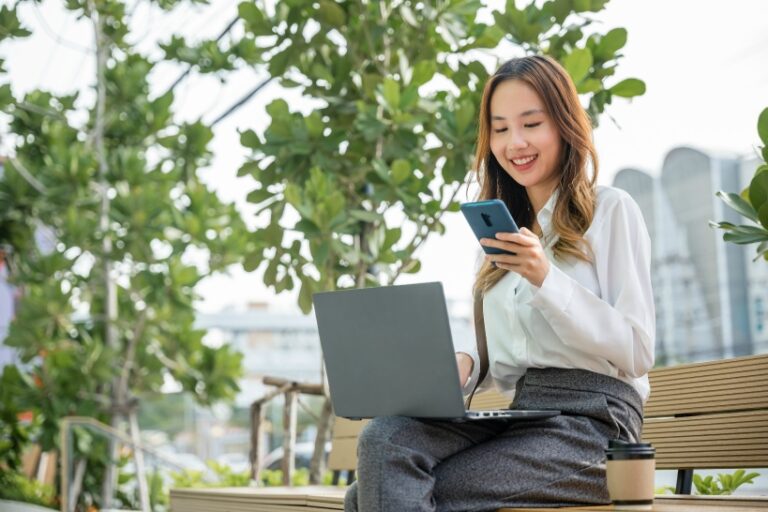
left=353, top=416, right=510, bottom=511
left=357, top=415, right=508, bottom=465
left=433, top=414, right=612, bottom=512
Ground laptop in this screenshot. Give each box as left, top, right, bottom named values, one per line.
left=312, top=282, right=561, bottom=422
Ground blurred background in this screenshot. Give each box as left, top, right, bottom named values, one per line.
left=0, top=0, right=766, bottom=510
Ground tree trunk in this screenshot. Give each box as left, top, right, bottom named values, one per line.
left=88, top=1, right=121, bottom=506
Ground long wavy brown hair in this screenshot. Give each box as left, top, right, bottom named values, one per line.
left=472, top=55, right=598, bottom=297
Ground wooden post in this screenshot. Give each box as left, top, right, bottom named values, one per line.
left=69, top=459, right=87, bottom=512
left=310, top=397, right=334, bottom=484
left=281, top=389, right=298, bottom=486
left=249, top=401, right=265, bottom=482
left=129, top=410, right=150, bottom=512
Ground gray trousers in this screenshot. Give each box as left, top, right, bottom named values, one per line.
left=344, top=368, right=643, bottom=512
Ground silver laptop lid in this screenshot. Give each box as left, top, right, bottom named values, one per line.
left=312, top=282, right=466, bottom=419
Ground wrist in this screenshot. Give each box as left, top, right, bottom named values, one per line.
left=456, top=352, right=474, bottom=372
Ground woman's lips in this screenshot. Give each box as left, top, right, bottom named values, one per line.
left=511, top=154, right=538, bottom=171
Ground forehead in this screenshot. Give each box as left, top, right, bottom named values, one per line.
left=489, top=79, right=545, bottom=117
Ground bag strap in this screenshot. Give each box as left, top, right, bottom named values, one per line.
left=465, top=289, right=490, bottom=409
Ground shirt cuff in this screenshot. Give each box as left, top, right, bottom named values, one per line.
left=527, top=263, right=574, bottom=312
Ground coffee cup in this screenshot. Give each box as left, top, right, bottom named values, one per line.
left=605, top=439, right=655, bottom=509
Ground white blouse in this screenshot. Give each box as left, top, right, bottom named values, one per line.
left=456, top=185, right=656, bottom=403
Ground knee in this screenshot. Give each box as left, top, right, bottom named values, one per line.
left=357, top=416, right=418, bottom=459
left=343, top=481, right=358, bottom=512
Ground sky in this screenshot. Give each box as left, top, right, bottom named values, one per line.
left=2, top=0, right=767, bottom=314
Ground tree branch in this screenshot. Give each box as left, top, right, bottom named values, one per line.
left=9, top=156, right=46, bottom=193
left=209, top=76, right=274, bottom=127
left=161, top=15, right=241, bottom=98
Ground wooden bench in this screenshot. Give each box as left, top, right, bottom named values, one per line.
left=170, top=353, right=768, bottom=511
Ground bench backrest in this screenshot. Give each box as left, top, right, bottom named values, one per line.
left=328, top=354, right=768, bottom=472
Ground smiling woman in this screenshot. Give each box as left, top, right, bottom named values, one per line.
left=344, top=55, right=656, bottom=512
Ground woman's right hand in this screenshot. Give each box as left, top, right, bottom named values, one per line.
left=456, top=352, right=474, bottom=388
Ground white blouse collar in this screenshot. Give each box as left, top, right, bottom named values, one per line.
left=536, top=188, right=559, bottom=244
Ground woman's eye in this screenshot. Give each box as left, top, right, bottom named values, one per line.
left=493, top=127, right=507, bottom=133
left=524, top=122, right=542, bottom=128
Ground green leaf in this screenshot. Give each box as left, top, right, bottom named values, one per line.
left=576, top=78, right=601, bottom=94
left=610, top=78, right=646, bottom=98
left=305, top=112, right=324, bottom=138
left=723, top=228, right=768, bottom=245
left=455, top=100, right=475, bottom=134
left=562, top=47, right=593, bottom=85
left=758, top=107, right=768, bottom=146
left=269, top=47, right=293, bottom=76
left=382, top=78, right=400, bottom=111
left=753, top=241, right=768, bottom=261
left=0, top=83, right=12, bottom=109
left=238, top=2, right=273, bottom=35
left=240, top=129, right=261, bottom=148
left=391, top=159, right=410, bottom=184
left=401, top=259, right=421, bottom=274
left=759, top=204, right=768, bottom=232
left=717, top=191, right=758, bottom=222
left=298, top=276, right=314, bottom=314
left=295, top=218, right=320, bottom=234
left=412, top=60, right=437, bottom=86
left=383, top=227, right=402, bottom=250
left=243, top=250, right=263, bottom=272
left=317, top=0, right=346, bottom=27
left=284, top=183, right=303, bottom=209
left=350, top=209, right=383, bottom=223
left=709, top=220, right=737, bottom=230
left=573, top=0, right=591, bottom=12
left=237, top=160, right=261, bottom=177
left=312, top=240, right=330, bottom=266
left=246, top=188, right=273, bottom=204
left=750, top=163, right=768, bottom=216
left=594, top=28, right=627, bottom=60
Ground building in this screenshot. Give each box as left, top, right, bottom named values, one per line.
left=613, top=146, right=761, bottom=364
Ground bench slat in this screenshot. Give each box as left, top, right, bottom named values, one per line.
left=469, top=391, right=510, bottom=410
left=643, top=409, right=768, bottom=468
left=646, top=355, right=768, bottom=417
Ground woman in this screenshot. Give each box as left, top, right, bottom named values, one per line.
left=344, top=55, right=655, bottom=512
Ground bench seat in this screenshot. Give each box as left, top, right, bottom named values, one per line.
left=170, top=354, right=768, bottom=511
left=170, top=486, right=768, bottom=511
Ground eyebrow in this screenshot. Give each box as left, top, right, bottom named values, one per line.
left=491, top=109, right=544, bottom=120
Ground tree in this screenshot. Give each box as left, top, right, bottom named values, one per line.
left=711, top=106, right=768, bottom=261
left=236, top=0, right=645, bottom=482
left=0, top=1, right=255, bottom=508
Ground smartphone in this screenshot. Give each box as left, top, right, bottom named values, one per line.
left=460, top=199, right=520, bottom=255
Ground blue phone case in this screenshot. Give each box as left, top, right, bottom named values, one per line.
left=460, top=199, right=520, bottom=255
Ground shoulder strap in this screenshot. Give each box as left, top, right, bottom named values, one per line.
left=465, top=289, right=490, bottom=409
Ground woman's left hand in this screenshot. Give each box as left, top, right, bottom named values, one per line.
left=480, top=227, right=550, bottom=287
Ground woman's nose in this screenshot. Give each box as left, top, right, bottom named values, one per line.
left=506, top=131, right=529, bottom=152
